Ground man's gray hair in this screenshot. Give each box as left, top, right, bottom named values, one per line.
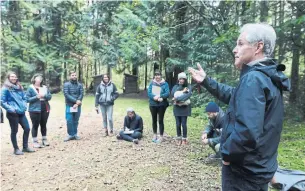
left=240, top=23, right=276, bottom=57
left=126, top=107, right=135, bottom=113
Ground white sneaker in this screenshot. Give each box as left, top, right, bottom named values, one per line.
left=33, top=141, right=42, bottom=148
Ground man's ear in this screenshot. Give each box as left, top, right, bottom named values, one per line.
left=255, top=41, right=264, bottom=55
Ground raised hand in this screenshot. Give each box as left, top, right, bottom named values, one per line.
left=188, top=63, right=207, bottom=83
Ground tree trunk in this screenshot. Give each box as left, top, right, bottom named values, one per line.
left=260, top=1, right=269, bottom=22
left=277, top=1, right=285, bottom=64
left=289, top=5, right=303, bottom=103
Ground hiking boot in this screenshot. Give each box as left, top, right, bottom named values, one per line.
left=116, top=134, right=122, bottom=140
left=64, top=136, right=74, bottom=142
left=42, top=139, right=50, bottom=146
left=181, top=139, right=188, bottom=145
left=14, top=149, right=24, bottom=155
left=74, top=135, right=81, bottom=140
left=175, top=137, right=182, bottom=146
left=22, top=147, right=35, bottom=153
left=103, top=129, right=109, bottom=137
left=132, top=139, right=139, bottom=144
left=33, top=141, right=42, bottom=148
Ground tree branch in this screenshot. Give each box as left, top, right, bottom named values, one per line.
left=185, top=1, right=235, bottom=60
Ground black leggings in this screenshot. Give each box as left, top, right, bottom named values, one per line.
left=30, top=111, right=50, bottom=137
left=149, top=106, right=167, bottom=136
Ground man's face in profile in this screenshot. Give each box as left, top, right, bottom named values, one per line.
left=207, top=112, right=218, bottom=119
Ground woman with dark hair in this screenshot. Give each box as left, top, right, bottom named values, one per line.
left=171, top=72, right=192, bottom=145
left=147, top=69, right=170, bottom=143
left=1, top=72, right=35, bottom=155
left=26, top=74, right=52, bottom=148
left=95, top=74, right=119, bottom=136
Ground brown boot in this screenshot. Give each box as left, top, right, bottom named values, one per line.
left=181, top=139, right=188, bottom=145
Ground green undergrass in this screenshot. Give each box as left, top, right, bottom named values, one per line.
left=51, top=94, right=305, bottom=171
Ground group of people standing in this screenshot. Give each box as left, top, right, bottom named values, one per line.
left=1, top=22, right=292, bottom=191
left=1, top=72, right=51, bottom=155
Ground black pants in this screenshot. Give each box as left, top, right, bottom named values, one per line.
left=30, top=111, right=49, bottom=137
left=119, top=131, right=142, bottom=142
left=175, top=116, right=187, bottom=138
left=149, top=106, right=167, bottom=136
left=6, top=113, right=30, bottom=149
left=222, top=165, right=268, bottom=191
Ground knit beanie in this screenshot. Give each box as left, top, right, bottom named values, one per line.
left=205, top=102, right=219, bottom=112
left=178, top=72, right=187, bottom=80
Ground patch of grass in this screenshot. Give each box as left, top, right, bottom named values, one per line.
left=278, top=122, right=305, bottom=171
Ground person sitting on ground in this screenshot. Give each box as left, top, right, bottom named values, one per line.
left=117, top=108, right=143, bottom=144
left=201, top=102, right=224, bottom=160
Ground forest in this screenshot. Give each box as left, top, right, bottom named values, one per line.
left=1, top=0, right=305, bottom=120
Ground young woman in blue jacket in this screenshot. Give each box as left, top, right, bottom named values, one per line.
left=26, top=74, right=52, bottom=148
left=147, top=70, right=170, bottom=143
left=1, top=72, right=35, bottom=155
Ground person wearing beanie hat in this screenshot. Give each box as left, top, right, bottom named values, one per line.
left=148, top=69, right=170, bottom=143
left=201, top=102, right=224, bottom=160
left=116, top=107, right=143, bottom=144
left=205, top=102, right=219, bottom=113
left=171, top=72, right=192, bottom=146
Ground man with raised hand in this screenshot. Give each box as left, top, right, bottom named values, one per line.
left=189, top=23, right=290, bottom=190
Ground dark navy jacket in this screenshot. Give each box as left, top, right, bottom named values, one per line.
left=123, top=114, right=143, bottom=133
left=201, top=59, right=290, bottom=184
left=63, top=80, right=84, bottom=106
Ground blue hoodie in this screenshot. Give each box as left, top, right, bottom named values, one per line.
left=147, top=79, right=170, bottom=107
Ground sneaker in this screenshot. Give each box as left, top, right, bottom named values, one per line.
left=64, top=136, right=74, bottom=142
left=132, top=139, right=139, bottom=144
left=152, top=135, right=157, bottom=143
left=155, top=136, right=163, bottom=144
left=208, top=153, right=221, bottom=160
left=109, top=130, right=114, bottom=137
left=22, top=147, right=35, bottom=153
left=14, top=149, right=24, bottom=155
left=33, top=141, right=42, bottom=148
left=42, top=139, right=50, bottom=146
left=74, top=135, right=81, bottom=140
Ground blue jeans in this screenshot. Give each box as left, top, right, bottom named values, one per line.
left=175, top=116, right=188, bottom=138
left=100, top=105, right=113, bottom=130
left=6, top=113, right=30, bottom=149
left=119, top=130, right=142, bottom=142
left=66, top=105, right=81, bottom=136
left=222, top=165, right=268, bottom=191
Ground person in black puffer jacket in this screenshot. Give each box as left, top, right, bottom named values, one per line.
left=63, top=71, right=84, bottom=142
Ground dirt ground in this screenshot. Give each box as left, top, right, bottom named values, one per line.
left=1, top=99, right=221, bottom=191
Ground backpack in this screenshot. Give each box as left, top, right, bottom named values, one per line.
left=269, top=168, right=305, bottom=191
